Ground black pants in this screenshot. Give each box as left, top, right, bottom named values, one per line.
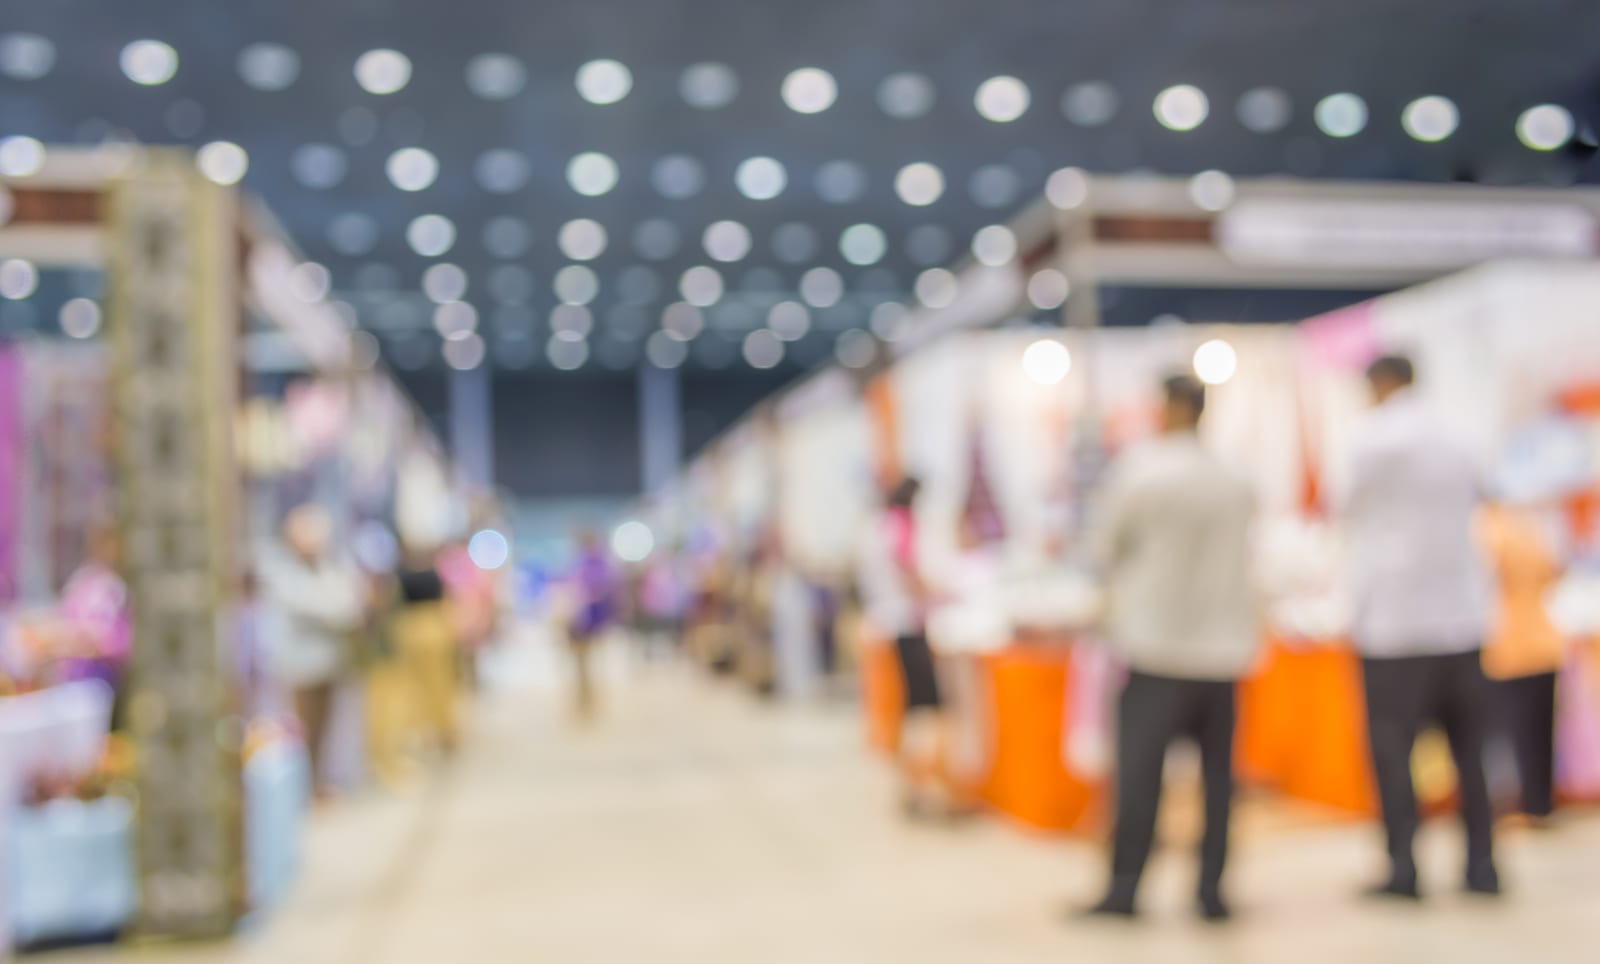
left=1497, top=672, right=1557, bottom=818
left=1106, top=672, right=1236, bottom=904
left=1361, top=650, right=1496, bottom=882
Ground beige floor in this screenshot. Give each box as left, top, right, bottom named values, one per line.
left=55, top=645, right=1600, bottom=964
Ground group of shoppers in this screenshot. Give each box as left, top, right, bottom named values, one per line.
left=868, top=352, right=1553, bottom=923
left=259, top=505, right=485, bottom=800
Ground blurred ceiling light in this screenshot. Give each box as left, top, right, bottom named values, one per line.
left=800, top=267, right=844, bottom=308
left=292, top=143, right=347, bottom=189
left=1062, top=81, right=1119, bottom=126
left=1193, top=338, right=1238, bottom=385
left=1314, top=92, right=1368, bottom=137
left=840, top=223, right=888, bottom=266
left=288, top=262, right=331, bottom=301
left=612, top=521, right=655, bottom=562
left=467, top=529, right=511, bottom=570
left=895, top=162, right=945, bottom=206
left=971, top=225, right=1018, bottom=266
left=0, top=136, right=46, bottom=177
left=386, top=147, right=439, bottom=191
left=618, top=266, right=662, bottom=305
left=1402, top=95, right=1459, bottom=142
left=423, top=263, right=469, bottom=304
left=1155, top=84, right=1209, bottom=131
left=547, top=335, right=590, bottom=371
left=1022, top=339, right=1072, bottom=385
left=680, top=62, right=739, bottom=109
left=877, top=72, right=936, bottom=119
left=338, top=106, right=380, bottom=146
left=196, top=140, right=249, bottom=185
left=652, top=154, right=706, bottom=199
left=1151, top=313, right=1187, bottom=328
left=735, top=156, right=787, bottom=200
left=906, top=224, right=953, bottom=265
left=915, top=268, right=959, bottom=309
left=703, top=220, right=753, bottom=262
left=634, top=219, right=682, bottom=260
left=238, top=42, right=299, bottom=91
left=1027, top=269, right=1070, bottom=310
left=0, top=33, right=55, bottom=81
left=567, top=151, right=619, bottom=196
left=782, top=67, right=837, bottom=114
left=870, top=302, right=910, bottom=341
left=1518, top=104, right=1574, bottom=151
left=679, top=266, right=724, bottom=307
left=354, top=49, right=411, bottom=95
left=662, top=301, right=705, bottom=340
left=121, top=40, right=179, bottom=86
left=489, top=265, right=534, bottom=304
left=482, top=216, right=532, bottom=259
left=772, top=223, right=819, bottom=264
left=970, top=164, right=1021, bottom=209
left=434, top=301, right=479, bottom=338
left=551, top=305, right=594, bottom=338
left=835, top=329, right=877, bottom=369
left=1188, top=169, right=1236, bottom=211
left=477, top=148, right=532, bottom=194
left=465, top=53, right=526, bottom=100
left=646, top=330, right=688, bottom=368
left=1236, top=87, right=1292, bottom=133
left=443, top=332, right=486, bottom=370
left=768, top=300, right=811, bottom=341
left=554, top=264, right=600, bottom=305
left=58, top=298, right=102, bottom=339
left=558, top=218, right=608, bottom=261
left=407, top=214, right=457, bottom=257
left=815, top=160, right=868, bottom=203
left=975, top=76, right=1031, bottom=122
left=576, top=58, right=632, bottom=105
left=0, top=259, right=38, bottom=299
left=1046, top=166, right=1091, bottom=209
left=743, top=328, right=785, bottom=369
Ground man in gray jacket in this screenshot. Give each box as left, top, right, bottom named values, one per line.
left=1084, top=374, right=1259, bottom=922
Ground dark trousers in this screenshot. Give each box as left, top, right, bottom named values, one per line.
left=1106, top=672, right=1236, bottom=904
left=1361, top=650, right=1496, bottom=882
left=1497, top=672, right=1557, bottom=818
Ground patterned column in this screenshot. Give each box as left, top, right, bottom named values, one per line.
left=106, top=152, right=244, bottom=939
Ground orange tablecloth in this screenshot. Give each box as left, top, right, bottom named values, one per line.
left=1237, top=641, right=1378, bottom=816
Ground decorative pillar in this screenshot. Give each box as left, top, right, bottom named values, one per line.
left=638, top=363, right=682, bottom=493
left=448, top=365, right=493, bottom=490
left=106, top=151, right=244, bottom=939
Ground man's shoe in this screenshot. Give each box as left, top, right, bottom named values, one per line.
left=1465, top=865, right=1502, bottom=897
left=1197, top=891, right=1232, bottom=923
left=1073, top=897, right=1138, bottom=921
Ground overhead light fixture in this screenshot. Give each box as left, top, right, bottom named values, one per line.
left=354, top=48, right=411, bottom=95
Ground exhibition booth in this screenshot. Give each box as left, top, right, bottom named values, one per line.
left=0, top=147, right=474, bottom=953
left=669, top=174, right=1600, bottom=834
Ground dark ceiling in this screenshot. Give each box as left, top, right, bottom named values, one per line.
left=3, top=0, right=1600, bottom=376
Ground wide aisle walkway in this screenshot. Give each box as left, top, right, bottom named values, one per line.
left=62, top=641, right=1598, bottom=964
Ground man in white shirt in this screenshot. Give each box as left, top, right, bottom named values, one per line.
left=1085, top=375, right=1259, bottom=922
left=1342, top=354, right=1499, bottom=900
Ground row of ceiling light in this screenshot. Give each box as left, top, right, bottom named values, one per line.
left=0, top=32, right=1579, bottom=151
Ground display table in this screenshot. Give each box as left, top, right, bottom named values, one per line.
left=1236, top=640, right=1378, bottom=816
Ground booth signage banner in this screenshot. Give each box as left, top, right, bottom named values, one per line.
left=108, top=154, right=244, bottom=939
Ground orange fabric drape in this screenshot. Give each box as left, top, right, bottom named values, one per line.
left=864, top=374, right=901, bottom=490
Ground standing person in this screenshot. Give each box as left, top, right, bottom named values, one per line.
left=1085, top=375, right=1259, bottom=922
left=259, top=505, right=365, bottom=800
left=1342, top=354, right=1499, bottom=899
left=567, top=530, right=617, bottom=721
left=1479, top=503, right=1563, bottom=823
left=393, top=546, right=461, bottom=759
left=857, top=477, right=950, bottom=818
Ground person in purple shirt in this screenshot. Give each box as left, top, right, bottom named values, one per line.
left=567, top=530, right=617, bottom=721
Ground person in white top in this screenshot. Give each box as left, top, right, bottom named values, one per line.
left=1085, top=375, right=1259, bottom=923
left=1341, top=354, right=1499, bottom=900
